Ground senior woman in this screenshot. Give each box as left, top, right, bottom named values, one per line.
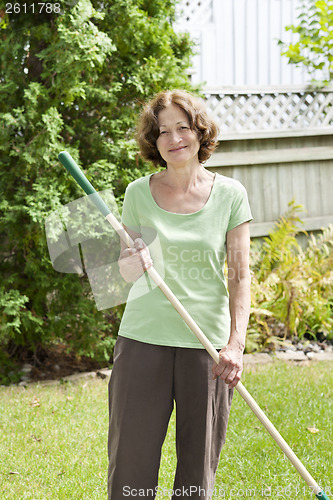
left=108, top=89, right=252, bottom=500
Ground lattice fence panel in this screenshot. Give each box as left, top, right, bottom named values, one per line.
left=204, top=88, right=333, bottom=136
left=176, top=0, right=213, bottom=25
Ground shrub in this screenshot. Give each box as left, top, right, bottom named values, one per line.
left=247, top=201, right=333, bottom=352
left=0, top=0, right=195, bottom=384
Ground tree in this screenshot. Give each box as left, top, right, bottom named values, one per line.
left=0, top=0, right=195, bottom=382
left=278, top=0, right=333, bottom=86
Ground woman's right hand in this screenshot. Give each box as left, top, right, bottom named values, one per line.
left=118, top=238, right=153, bottom=283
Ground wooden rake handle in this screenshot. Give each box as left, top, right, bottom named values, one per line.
left=58, top=151, right=329, bottom=500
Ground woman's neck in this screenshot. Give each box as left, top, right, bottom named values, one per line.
left=162, top=162, right=213, bottom=192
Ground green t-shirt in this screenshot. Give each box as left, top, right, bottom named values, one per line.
left=118, top=172, right=252, bottom=349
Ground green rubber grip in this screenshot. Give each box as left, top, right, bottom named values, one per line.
left=316, top=491, right=330, bottom=500
left=58, top=151, right=111, bottom=217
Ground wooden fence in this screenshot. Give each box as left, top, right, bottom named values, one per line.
left=204, top=86, right=333, bottom=237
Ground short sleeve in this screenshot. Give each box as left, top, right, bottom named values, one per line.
left=121, top=183, right=140, bottom=230
left=227, top=183, right=253, bottom=232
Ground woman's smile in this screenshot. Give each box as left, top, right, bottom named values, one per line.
left=169, top=145, right=188, bottom=152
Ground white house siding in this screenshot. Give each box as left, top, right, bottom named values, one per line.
left=175, top=0, right=308, bottom=87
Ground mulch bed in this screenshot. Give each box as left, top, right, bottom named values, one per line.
left=20, top=344, right=109, bottom=382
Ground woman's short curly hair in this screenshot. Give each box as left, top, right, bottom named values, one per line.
left=136, top=89, right=219, bottom=168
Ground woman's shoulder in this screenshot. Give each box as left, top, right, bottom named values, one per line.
left=214, top=172, right=247, bottom=194
left=125, top=173, right=152, bottom=193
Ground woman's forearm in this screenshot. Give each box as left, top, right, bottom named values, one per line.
left=228, top=273, right=251, bottom=351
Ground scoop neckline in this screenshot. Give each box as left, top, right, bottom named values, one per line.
left=147, top=172, right=217, bottom=216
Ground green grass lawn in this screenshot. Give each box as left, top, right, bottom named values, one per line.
left=1, top=361, right=332, bottom=499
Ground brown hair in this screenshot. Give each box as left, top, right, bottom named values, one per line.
left=136, top=89, right=219, bottom=168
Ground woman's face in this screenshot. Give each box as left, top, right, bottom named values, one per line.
left=156, top=104, right=200, bottom=168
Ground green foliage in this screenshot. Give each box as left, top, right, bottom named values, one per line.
left=248, top=201, right=333, bottom=352
left=0, top=0, right=195, bottom=383
left=278, top=0, right=333, bottom=86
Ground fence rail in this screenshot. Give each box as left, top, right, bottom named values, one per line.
left=204, top=86, right=333, bottom=140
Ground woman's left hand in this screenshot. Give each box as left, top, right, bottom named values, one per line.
left=212, top=342, right=244, bottom=388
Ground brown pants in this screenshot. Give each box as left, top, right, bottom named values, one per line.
left=108, top=337, right=233, bottom=500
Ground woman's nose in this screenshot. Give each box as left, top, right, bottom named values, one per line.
left=170, top=131, right=181, bottom=144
